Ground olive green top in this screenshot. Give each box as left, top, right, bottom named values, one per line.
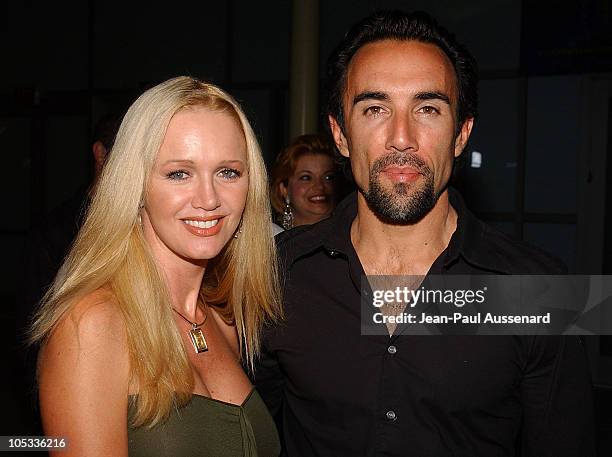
left=128, top=389, right=280, bottom=457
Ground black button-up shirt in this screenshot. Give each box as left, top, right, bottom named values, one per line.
left=255, top=189, right=595, bottom=457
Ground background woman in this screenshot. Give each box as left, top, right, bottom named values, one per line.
left=270, top=134, right=339, bottom=229
left=30, top=76, right=281, bottom=456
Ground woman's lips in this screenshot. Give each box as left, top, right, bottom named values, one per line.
left=307, top=195, right=329, bottom=203
left=182, top=217, right=224, bottom=237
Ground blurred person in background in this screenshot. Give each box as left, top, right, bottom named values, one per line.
left=19, top=114, right=123, bottom=433
left=23, top=112, right=122, bottom=322
left=270, top=134, right=339, bottom=230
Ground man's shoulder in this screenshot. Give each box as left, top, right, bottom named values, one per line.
left=274, top=223, right=315, bottom=246
left=274, top=221, right=327, bottom=261
left=467, top=217, right=567, bottom=274
left=274, top=193, right=356, bottom=257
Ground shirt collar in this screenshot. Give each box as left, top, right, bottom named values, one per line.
left=446, top=188, right=516, bottom=273
left=281, top=187, right=511, bottom=274
left=444, top=187, right=472, bottom=266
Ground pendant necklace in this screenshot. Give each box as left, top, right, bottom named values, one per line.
left=173, top=305, right=208, bottom=353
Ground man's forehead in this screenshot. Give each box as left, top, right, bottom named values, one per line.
left=344, top=39, right=458, bottom=102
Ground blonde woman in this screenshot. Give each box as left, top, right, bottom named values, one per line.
left=30, top=77, right=281, bottom=457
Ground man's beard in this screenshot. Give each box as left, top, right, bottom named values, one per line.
left=362, top=152, right=438, bottom=224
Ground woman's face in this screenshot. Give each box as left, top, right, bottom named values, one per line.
left=280, top=153, right=336, bottom=226
left=143, top=107, right=248, bottom=266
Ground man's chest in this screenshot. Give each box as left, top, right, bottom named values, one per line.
left=274, top=261, right=525, bottom=414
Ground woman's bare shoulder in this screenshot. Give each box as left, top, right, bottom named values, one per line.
left=40, top=286, right=128, bottom=378
left=43, top=288, right=124, bottom=353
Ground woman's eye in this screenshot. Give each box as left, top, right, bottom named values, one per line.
left=219, top=168, right=241, bottom=180
left=324, top=173, right=336, bottom=181
left=298, top=175, right=311, bottom=181
left=166, top=170, right=189, bottom=180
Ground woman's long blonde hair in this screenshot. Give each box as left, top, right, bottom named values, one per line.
left=30, top=76, right=281, bottom=427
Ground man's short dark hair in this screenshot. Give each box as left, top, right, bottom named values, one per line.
left=93, top=112, right=122, bottom=151
left=326, top=10, right=478, bottom=134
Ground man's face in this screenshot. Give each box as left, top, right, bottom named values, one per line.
left=330, top=39, right=473, bottom=223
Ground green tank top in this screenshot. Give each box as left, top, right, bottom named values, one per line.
left=128, top=389, right=280, bottom=457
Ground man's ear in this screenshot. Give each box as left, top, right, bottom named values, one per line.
left=328, top=115, right=350, bottom=158
left=454, top=117, right=474, bottom=158
left=92, top=141, right=108, bottom=175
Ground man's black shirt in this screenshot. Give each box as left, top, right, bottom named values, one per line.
left=255, top=189, right=595, bottom=457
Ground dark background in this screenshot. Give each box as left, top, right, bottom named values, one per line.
left=2, top=0, right=612, bottom=453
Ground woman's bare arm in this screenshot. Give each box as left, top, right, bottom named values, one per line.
left=38, top=290, right=130, bottom=457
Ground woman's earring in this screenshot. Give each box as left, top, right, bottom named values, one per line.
left=282, top=196, right=294, bottom=230
left=233, top=226, right=243, bottom=239
left=138, top=202, right=144, bottom=226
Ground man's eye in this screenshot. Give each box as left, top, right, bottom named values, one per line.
left=364, top=106, right=385, bottom=117
left=166, top=170, right=189, bottom=180
left=418, top=106, right=440, bottom=115
left=219, top=168, right=241, bottom=180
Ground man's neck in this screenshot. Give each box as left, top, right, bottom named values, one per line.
left=351, top=189, right=457, bottom=276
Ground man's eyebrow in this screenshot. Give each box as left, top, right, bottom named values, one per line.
left=415, top=91, right=451, bottom=104
left=352, top=91, right=390, bottom=106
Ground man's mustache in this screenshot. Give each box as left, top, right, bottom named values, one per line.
left=371, top=152, right=432, bottom=176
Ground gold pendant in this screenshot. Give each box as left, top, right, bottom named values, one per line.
left=189, top=326, right=208, bottom=353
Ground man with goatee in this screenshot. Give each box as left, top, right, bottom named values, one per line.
left=256, top=10, right=595, bottom=457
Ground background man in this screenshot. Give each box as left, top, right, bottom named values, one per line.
left=256, top=10, right=595, bottom=457
left=17, top=113, right=121, bottom=437
left=23, top=113, right=121, bottom=321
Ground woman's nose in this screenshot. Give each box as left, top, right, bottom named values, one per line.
left=191, top=178, right=220, bottom=211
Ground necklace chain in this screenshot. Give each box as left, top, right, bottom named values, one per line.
left=172, top=305, right=207, bottom=328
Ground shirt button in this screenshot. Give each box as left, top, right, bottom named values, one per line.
left=386, top=410, right=397, bottom=421
left=387, top=345, right=397, bottom=354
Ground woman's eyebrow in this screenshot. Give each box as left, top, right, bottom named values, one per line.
left=161, top=159, right=194, bottom=166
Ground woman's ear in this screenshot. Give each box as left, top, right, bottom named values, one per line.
left=279, top=182, right=288, bottom=201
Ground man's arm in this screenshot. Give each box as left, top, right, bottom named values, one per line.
left=252, top=231, right=297, bottom=416
left=520, top=335, right=596, bottom=457
left=253, top=327, right=285, bottom=417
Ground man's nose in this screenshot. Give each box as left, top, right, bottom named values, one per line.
left=385, top=113, right=418, bottom=152
left=192, top=177, right=220, bottom=211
